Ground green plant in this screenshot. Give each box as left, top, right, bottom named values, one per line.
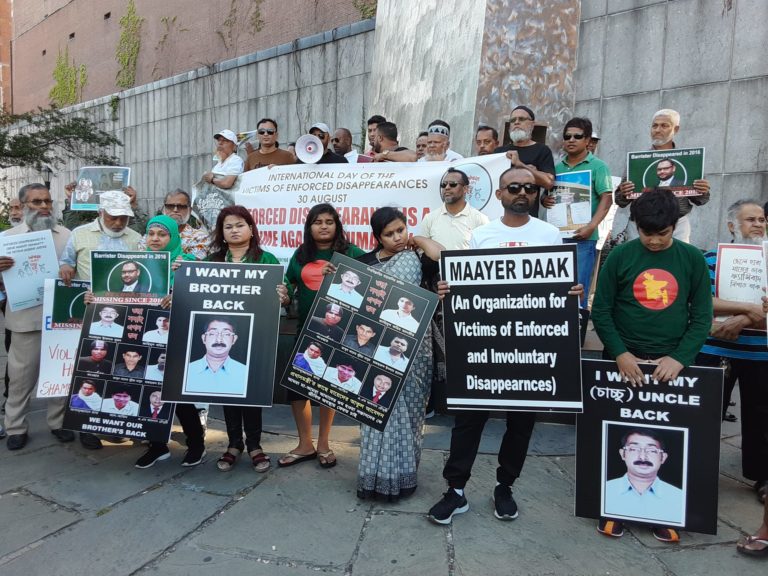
left=216, top=0, right=265, bottom=52
left=115, top=0, right=144, bottom=89
left=109, top=95, right=120, bottom=121
left=152, top=16, right=189, bottom=80
left=353, top=0, right=377, bottom=19
left=49, top=47, right=87, bottom=107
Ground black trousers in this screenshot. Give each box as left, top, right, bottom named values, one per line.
left=442, top=410, right=537, bottom=489
left=223, top=405, right=263, bottom=453
left=731, top=358, right=768, bottom=481
left=149, top=403, right=204, bottom=450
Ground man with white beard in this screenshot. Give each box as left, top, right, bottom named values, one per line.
left=138, top=189, right=209, bottom=259
left=614, top=109, right=711, bottom=243
left=493, top=105, right=555, bottom=218
left=8, top=197, right=23, bottom=226
left=696, top=199, right=768, bottom=505
left=0, top=184, right=72, bottom=450
left=59, top=190, right=140, bottom=450
left=59, top=191, right=142, bottom=282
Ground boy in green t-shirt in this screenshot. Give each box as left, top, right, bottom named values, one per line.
left=591, top=188, right=712, bottom=543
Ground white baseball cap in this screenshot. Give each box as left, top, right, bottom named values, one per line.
left=214, top=129, right=237, bottom=144
left=310, top=123, right=331, bottom=134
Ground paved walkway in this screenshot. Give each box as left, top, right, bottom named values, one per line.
left=0, top=396, right=764, bottom=575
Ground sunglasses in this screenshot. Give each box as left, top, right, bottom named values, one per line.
left=505, top=183, right=539, bottom=195
left=164, top=203, right=189, bottom=211
left=440, top=181, right=463, bottom=189
left=563, top=133, right=586, bottom=140
left=257, top=128, right=276, bottom=135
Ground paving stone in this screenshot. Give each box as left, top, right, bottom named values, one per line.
left=0, top=486, right=228, bottom=576
left=0, top=492, right=80, bottom=559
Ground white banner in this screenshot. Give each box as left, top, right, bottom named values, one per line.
left=37, top=279, right=88, bottom=398
left=194, top=153, right=512, bottom=265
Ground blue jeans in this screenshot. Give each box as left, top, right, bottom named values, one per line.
left=565, top=239, right=596, bottom=308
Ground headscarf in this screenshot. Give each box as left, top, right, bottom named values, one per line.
left=145, top=215, right=195, bottom=286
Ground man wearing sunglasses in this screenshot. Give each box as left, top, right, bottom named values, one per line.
left=550, top=117, right=613, bottom=307
left=421, top=168, right=489, bottom=251
left=429, top=167, right=582, bottom=525
left=244, top=118, right=296, bottom=171
left=137, top=188, right=209, bottom=260
left=0, top=184, right=72, bottom=450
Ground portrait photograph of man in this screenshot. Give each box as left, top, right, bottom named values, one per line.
left=373, top=331, right=414, bottom=373
left=307, top=300, right=349, bottom=342
left=77, top=339, right=114, bottom=374
left=326, top=267, right=369, bottom=308
left=142, top=311, right=170, bottom=345
left=292, top=338, right=328, bottom=376
left=379, top=290, right=427, bottom=333
left=653, top=159, right=685, bottom=188
left=145, top=350, right=167, bottom=382
left=601, top=423, right=687, bottom=526
left=100, top=382, right=141, bottom=417
left=139, top=390, right=172, bottom=421
left=322, top=352, right=366, bottom=395
left=88, top=304, right=126, bottom=339
left=341, top=316, right=382, bottom=357
left=69, top=378, right=104, bottom=412
left=359, top=371, right=399, bottom=409
left=116, top=260, right=150, bottom=293
left=183, top=313, right=251, bottom=397
left=113, top=344, right=148, bottom=380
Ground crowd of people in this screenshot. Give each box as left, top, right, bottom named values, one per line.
left=1, top=105, right=768, bottom=557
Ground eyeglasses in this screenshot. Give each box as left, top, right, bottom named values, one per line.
left=440, top=181, right=463, bottom=189
left=623, top=446, right=663, bottom=457
left=563, top=133, right=586, bottom=141
left=205, top=329, right=235, bottom=338
left=164, top=203, right=189, bottom=211
left=26, top=199, right=53, bottom=206
left=510, top=116, right=532, bottom=124
left=504, top=183, right=539, bottom=195
left=257, top=129, right=276, bottom=135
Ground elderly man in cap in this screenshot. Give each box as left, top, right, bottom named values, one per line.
left=0, top=183, right=72, bottom=450
left=419, top=120, right=464, bottom=163
left=59, top=191, right=142, bottom=283
left=201, top=129, right=244, bottom=190
left=299, top=123, right=348, bottom=164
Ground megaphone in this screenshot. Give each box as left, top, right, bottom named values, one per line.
left=295, top=134, right=324, bottom=164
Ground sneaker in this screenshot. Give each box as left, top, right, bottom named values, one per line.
left=7, top=433, right=28, bottom=451
left=425, top=410, right=435, bottom=419
left=51, top=429, right=75, bottom=443
left=428, top=489, right=469, bottom=525
left=492, top=484, right=519, bottom=520
left=135, top=445, right=171, bottom=469
left=652, top=526, right=680, bottom=543
left=597, top=518, right=625, bottom=538
left=181, top=447, right=207, bottom=467
left=79, top=433, right=103, bottom=450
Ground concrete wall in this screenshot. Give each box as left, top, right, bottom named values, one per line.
left=0, top=20, right=376, bottom=217
left=575, top=0, right=768, bottom=247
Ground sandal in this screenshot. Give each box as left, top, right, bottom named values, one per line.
left=250, top=449, right=271, bottom=473
left=652, top=526, right=680, bottom=543
left=216, top=448, right=241, bottom=472
left=737, top=535, right=768, bottom=557
left=277, top=451, right=317, bottom=467
left=318, top=450, right=337, bottom=469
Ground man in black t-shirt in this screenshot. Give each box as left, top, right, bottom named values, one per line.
left=302, top=123, right=349, bottom=164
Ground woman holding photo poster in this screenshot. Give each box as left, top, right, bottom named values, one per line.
left=206, top=206, right=290, bottom=473
left=353, top=207, right=443, bottom=500
left=278, top=204, right=365, bottom=469
left=129, top=215, right=204, bottom=469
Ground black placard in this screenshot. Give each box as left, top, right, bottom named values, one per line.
left=575, top=359, right=723, bottom=534
left=441, top=245, right=582, bottom=412
left=161, top=261, right=282, bottom=406
left=62, top=301, right=175, bottom=442
left=280, top=253, right=439, bottom=431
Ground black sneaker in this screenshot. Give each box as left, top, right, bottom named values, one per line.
left=492, top=484, right=519, bottom=520
left=428, top=489, right=469, bottom=525
left=79, top=433, right=103, bottom=450
left=51, top=429, right=75, bottom=443
left=181, top=447, right=207, bottom=467
left=135, top=444, right=171, bottom=469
